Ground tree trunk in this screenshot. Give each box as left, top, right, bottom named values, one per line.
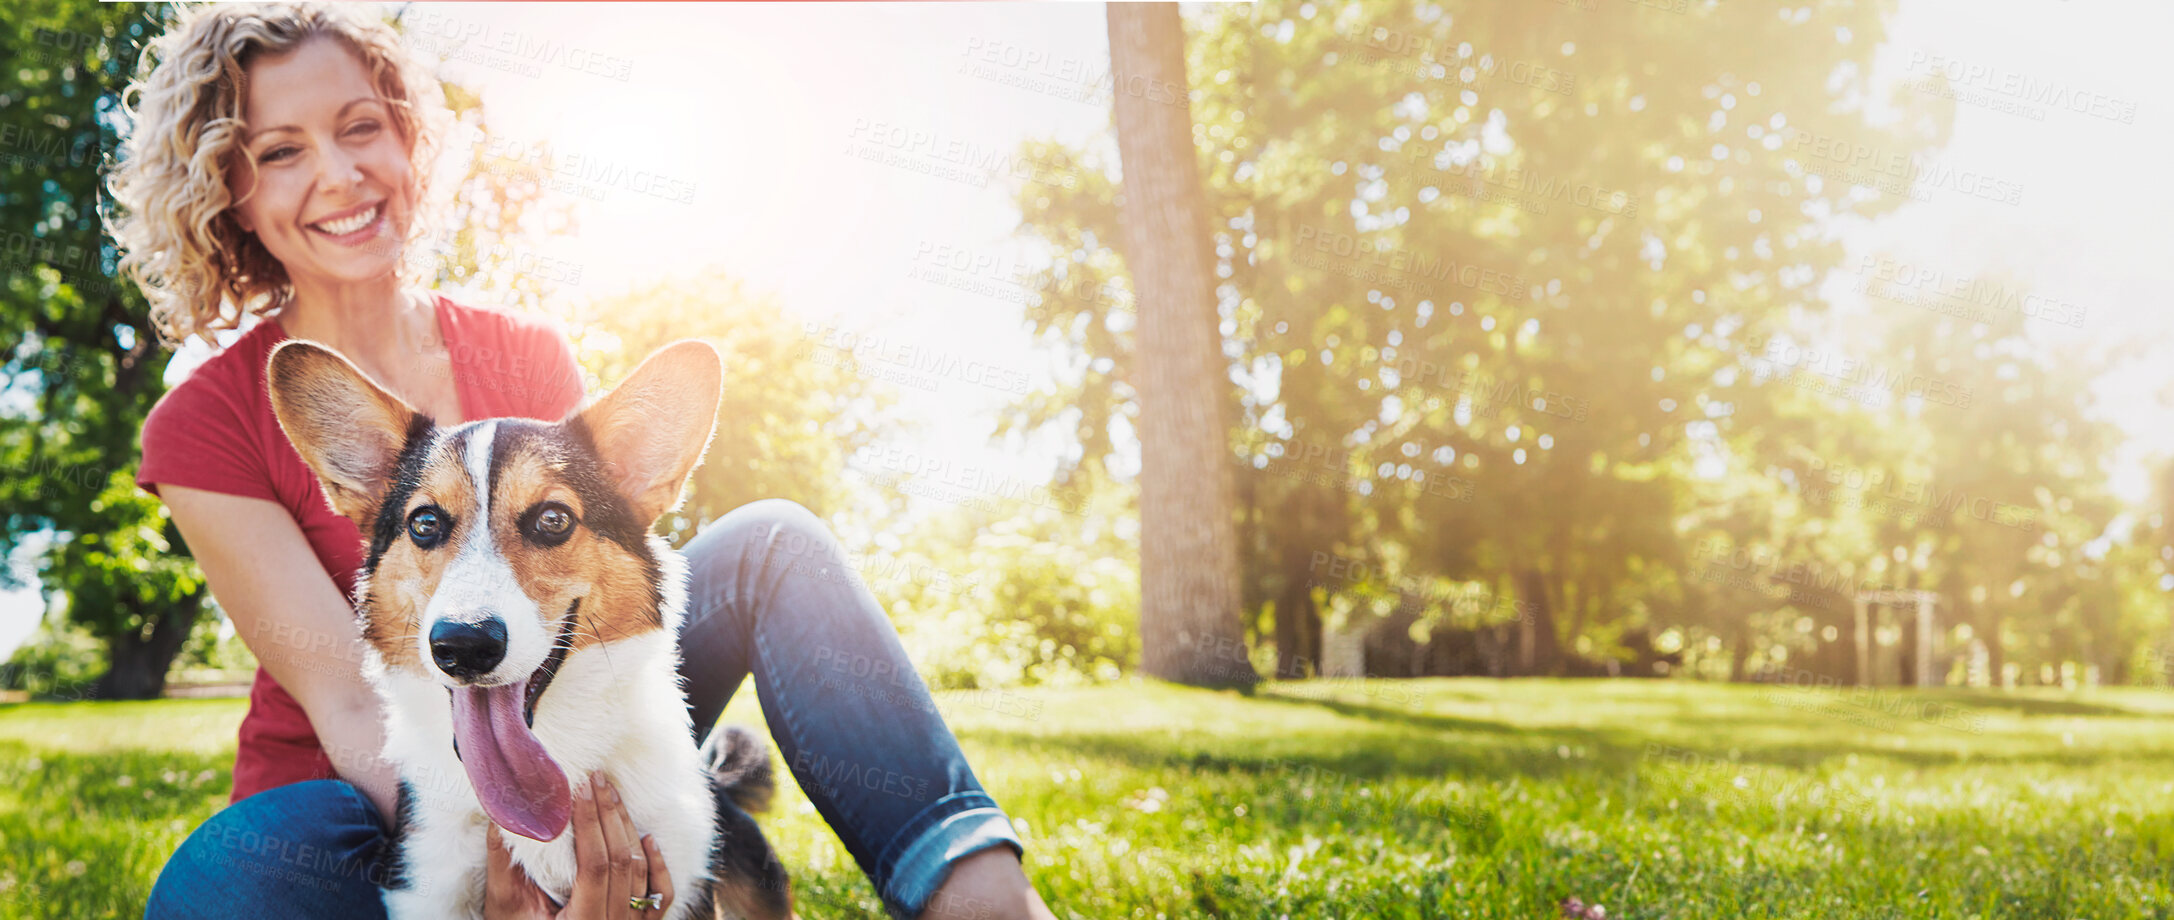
left=1513, top=567, right=1560, bottom=675
left=1300, top=582, right=1322, bottom=678
left=1276, top=525, right=1324, bottom=678
left=1108, top=3, right=1255, bottom=689
left=92, top=596, right=202, bottom=700
left=1275, top=578, right=1307, bottom=679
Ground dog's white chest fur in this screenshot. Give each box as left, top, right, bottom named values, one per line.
left=372, top=631, right=719, bottom=920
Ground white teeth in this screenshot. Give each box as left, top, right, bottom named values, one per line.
left=313, top=204, right=379, bottom=236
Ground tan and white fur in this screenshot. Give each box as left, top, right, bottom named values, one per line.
left=267, top=339, right=790, bottom=920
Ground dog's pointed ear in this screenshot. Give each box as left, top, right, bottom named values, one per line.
left=573, top=340, right=722, bottom=526
left=266, top=340, right=430, bottom=527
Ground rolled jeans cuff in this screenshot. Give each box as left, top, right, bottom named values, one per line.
left=878, top=792, right=1023, bottom=919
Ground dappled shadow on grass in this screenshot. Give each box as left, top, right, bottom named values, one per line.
left=1180, top=865, right=1477, bottom=919
left=0, top=697, right=249, bottom=759
left=1244, top=685, right=1976, bottom=772
left=15, top=686, right=2174, bottom=919
left=1580, top=710, right=2174, bottom=773
left=961, top=683, right=2174, bottom=793
left=0, top=740, right=232, bottom=920
left=1536, top=806, right=2174, bottom=920
left=0, top=740, right=229, bottom=823
left=959, top=693, right=1655, bottom=786
left=967, top=722, right=1636, bottom=787
left=1318, top=682, right=2174, bottom=770
left=1722, top=740, right=2174, bottom=774
left=1710, top=684, right=2154, bottom=720
left=1905, top=688, right=2152, bottom=718
left=1250, top=687, right=1528, bottom=736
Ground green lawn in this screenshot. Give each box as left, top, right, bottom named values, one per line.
left=6, top=679, right=2174, bottom=918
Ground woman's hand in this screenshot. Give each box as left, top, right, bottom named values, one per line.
left=484, top=772, right=678, bottom=919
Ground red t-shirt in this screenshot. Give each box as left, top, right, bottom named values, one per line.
left=135, top=295, right=587, bottom=805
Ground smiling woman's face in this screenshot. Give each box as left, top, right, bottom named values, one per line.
left=228, top=36, right=416, bottom=289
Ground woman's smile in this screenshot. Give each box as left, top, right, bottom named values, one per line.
left=307, top=200, right=386, bottom=243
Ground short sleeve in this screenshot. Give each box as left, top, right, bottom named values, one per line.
left=527, top=321, right=587, bottom=422
left=136, top=377, right=276, bottom=502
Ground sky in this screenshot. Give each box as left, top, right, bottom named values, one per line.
left=1845, top=0, right=2174, bottom=501
left=5, top=0, right=2170, bottom=659
left=401, top=1, right=1127, bottom=507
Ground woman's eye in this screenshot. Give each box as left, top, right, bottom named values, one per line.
left=259, top=145, right=298, bottom=164
left=345, top=120, right=381, bottom=138
left=407, top=507, right=447, bottom=547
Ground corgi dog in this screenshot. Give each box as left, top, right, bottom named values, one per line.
left=266, top=338, right=791, bottom=920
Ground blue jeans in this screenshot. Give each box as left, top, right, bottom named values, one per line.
left=145, top=499, right=1022, bottom=919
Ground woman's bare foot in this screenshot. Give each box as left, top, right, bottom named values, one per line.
left=919, top=847, right=1056, bottom=920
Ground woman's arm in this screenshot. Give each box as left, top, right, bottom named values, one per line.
left=159, top=484, right=403, bottom=823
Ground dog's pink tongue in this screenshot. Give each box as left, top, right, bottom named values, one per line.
left=450, top=681, right=571, bottom=842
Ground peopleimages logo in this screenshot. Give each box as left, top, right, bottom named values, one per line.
left=403, top=10, right=635, bottom=81
left=1417, top=154, right=1636, bottom=217
left=1791, top=456, right=2041, bottom=534
left=1383, top=359, right=1591, bottom=422
left=1272, top=439, right=1478, bottom=503
left=1292, top=224, right=1529, bottom=298
left=1307, top=552, right=1536, bottom=622
left=854, top=445, right=1091, bottom=515
left=1788, top=129, right=2025, bottom=206
left=474, top=134, right=697, bottom=204
left=1746, top=336, right=1974, bottom=410
left=957, top=37, right=1183, bottom=108
left=844, top=119, right=1084, bottom=191
left=1854, top=256, right=2087, bottom=329
left=1688, top=540, right=1901, bottom=599
left=802, top=320, right=1032, bottom=396
left=1903, top=51, right=2139, bottom=125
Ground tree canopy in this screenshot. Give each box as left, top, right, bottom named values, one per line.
left=1000, top=1, right=2155, bottom=684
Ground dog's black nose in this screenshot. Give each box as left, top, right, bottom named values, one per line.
left=429, top=617, right=507, bottom=681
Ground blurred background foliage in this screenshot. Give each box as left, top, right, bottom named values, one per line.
left=2, top=0, right=2169, bottom=696
left=1000, top=0, right=2157, bottom=689
left=0, top=0, right=205, bottom=700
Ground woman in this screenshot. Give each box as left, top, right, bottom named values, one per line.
left=108, top=5, right=1054, bottom=918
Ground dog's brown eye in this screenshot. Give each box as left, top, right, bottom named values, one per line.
left=525, top=502, right=576, bottom=546
left=407, top=507, right=448, bottom=548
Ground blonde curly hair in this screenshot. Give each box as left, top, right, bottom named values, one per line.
left=106, top=3, right=451, bottom=349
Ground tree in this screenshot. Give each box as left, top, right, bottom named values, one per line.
left=1011, top=1, right=1955, bottom=678
left=1106, top=3, right=1255, bottom=689
left=0, top=1, right=203, bottom=699
left=68, top=471, right=205, bottom=698
left=545, top=269, right=888, bottom=548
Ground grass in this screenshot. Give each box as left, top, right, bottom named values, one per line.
left=6, top=679, right=2174, bottom=918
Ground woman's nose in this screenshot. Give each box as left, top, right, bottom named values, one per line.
left=316, top=145, right=364, bottom=193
